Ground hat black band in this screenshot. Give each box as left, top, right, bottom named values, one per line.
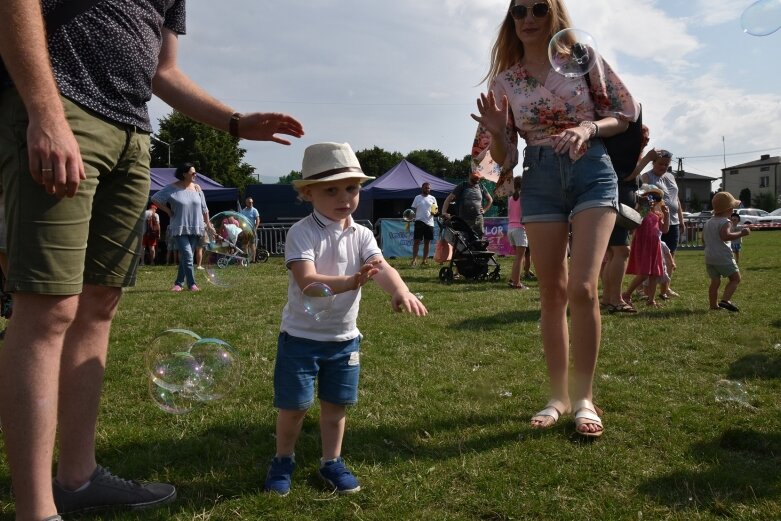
left=305, top=166, right=363, bottom=180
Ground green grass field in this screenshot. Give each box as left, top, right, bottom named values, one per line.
left=1, top=231, right=779, bottom=521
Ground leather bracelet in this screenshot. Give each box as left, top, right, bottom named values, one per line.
left=229, top=112, right=241, bottom=138
left=579, top=120, right=597, bottom=139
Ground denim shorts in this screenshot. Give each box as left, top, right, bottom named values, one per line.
left=508, top=227, right=528, bottom=248
left=273, top=332, right=361, bottom=410
left=520, top=140, right=618, bottom=223
left=706, top=261, right=739, bottom=279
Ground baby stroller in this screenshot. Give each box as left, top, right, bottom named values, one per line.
left=437, top=215, right=500, bottom=284
left=205, top=221, right=251, bottom=268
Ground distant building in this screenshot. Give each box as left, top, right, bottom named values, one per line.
left=670, top=168, right=716, bottom=212
left=721, top=154, right=781, bottom=207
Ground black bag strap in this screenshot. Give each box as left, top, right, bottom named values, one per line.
left=583, top=70, right=644, bottom=177
left=46, top=0, right=105, bottom=33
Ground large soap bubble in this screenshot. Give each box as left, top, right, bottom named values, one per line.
left=741, top=0, right=781, bottom=36
left=206, top=211, right=256, bottom=257
left=145, top=329, right=202, bottom=387
left=548, top=28, right=598, bottom=78
left=186, top=338, right=241, bottom=401
left=402, top=209, right=416, bottom=222
left=202, top=211, right=256, bottom=287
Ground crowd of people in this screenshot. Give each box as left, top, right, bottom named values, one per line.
left=0, top=0, right=756, bottom=517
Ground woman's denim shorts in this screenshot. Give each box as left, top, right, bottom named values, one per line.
left=521, top=139, right=618, bottom=223
left=273, top=332, right=361, bottom=410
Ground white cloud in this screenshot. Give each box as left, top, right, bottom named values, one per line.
left=149, top=0, right=781, bottom=185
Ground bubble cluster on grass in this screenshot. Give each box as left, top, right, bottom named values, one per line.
left=145, top=329, right=241, bottom=414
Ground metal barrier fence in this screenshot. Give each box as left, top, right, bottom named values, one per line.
left=677, top=217, right=706, bottom=250
left=256, top=219, right=374, bottom=256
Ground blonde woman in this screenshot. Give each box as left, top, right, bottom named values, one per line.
left=472, top=0, right=639, bottom=437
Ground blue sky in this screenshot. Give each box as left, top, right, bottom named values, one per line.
left=149, top=0, right=781, bottom=186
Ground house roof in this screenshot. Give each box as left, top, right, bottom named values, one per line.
left=724, top=155, right=781, bottom=170
left=673, top=170, right=718, bottom=182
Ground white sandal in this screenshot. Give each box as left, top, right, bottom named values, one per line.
left=573, top=399, right=604, bottom=438
left=530, top=399, right=570, bottom=429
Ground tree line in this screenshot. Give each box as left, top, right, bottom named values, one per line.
left=152, top=111, right=472, bottom=192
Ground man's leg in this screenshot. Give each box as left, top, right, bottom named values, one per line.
left=55, top=284, right=122, bottom=489
left=0, top=293, right=79, bottom=520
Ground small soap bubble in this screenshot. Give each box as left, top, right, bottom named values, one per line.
left=773, top=343, right=781, bottom=351
left=414, top=293, right=424, bottom=300
left=548, top=28, right=598, bottom=78
left=714, top=379, right=752, bottom=408
left=402, top=209, right=416, bottom=222
left=302, top=282, right=335, bottom=321
left=499, top=390, right=513, bottom=398
left=741, top=0, right=781, bottom=36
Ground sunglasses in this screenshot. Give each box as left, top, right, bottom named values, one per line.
left=509, top=2, right=550, bottom=20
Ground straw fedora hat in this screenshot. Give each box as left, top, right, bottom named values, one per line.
left=293, top=142, right=375, bottom=187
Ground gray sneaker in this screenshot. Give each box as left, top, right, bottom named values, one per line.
left=52, top=465, right=176, bottom=514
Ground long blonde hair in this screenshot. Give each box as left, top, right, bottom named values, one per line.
left=482, top=0, right=575, bottom=85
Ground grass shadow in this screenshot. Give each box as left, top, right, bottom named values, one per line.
left=451, top=309, right=541, bottom=330
left=638, top=428, right=781, bottom=516
left=630, top=309, right=709, bottom=320
left=742, top=266, right=777, bottom=272
left=727, top=351, right=781, bottom=380
left=0, top=408, right=538, bottom=518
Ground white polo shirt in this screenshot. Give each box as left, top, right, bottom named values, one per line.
left=281, top=210, right=382, bottom=342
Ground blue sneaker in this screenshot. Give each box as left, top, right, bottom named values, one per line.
left=264, top=456, right=295, bottom=496
left=318, top=457, right=361, bottom=494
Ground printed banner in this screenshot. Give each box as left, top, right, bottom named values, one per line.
left=380, top=218, right=513, bottom=258
left=483, top=217, right=513, bottom=256
left=379, top=219, right=441, bottom=258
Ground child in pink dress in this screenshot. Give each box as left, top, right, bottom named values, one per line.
left=623, top=184, right=670, bottom=307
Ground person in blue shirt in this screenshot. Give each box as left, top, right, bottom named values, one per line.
left=240, top=197, right=261, bottom=262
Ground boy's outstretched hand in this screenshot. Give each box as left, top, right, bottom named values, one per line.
left=391, top=291, right=428, bottom=316
left=350, top=259, right=382, bottom=290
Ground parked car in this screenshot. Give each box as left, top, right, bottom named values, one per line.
left=756, top=208, right=781, bottom=225
left=734, top=208, right=769, bottom=225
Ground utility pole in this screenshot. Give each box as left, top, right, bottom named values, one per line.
left=151, top=134, right=184, bottom=167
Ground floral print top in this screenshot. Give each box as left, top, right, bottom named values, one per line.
left=472, top=53, right=639, bottom=197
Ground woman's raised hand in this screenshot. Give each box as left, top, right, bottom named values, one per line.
left=471, top=90, right=508, bottom=137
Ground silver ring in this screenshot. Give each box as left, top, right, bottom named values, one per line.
left=41, top=168, right=53, bottom=173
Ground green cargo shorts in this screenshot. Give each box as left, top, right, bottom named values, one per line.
left=0, top=87, right=150, bottom=295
